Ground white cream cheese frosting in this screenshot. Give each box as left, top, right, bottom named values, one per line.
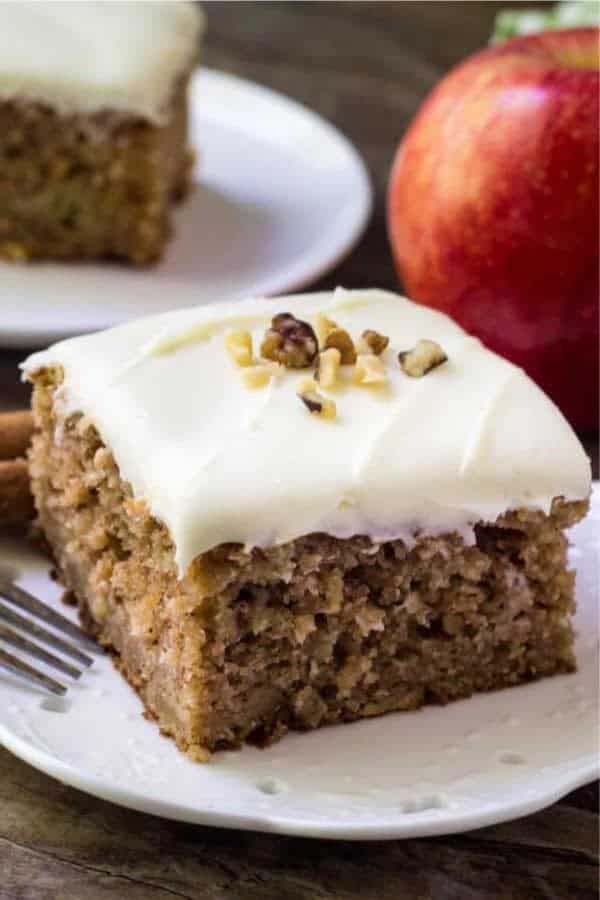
left=0, top=2, right=204, bottom=123
left=23, top=289, right=591, bottom=576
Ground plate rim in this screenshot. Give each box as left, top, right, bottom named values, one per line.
left=0, top=721, right=598, bottom=841
left=0, top=66, right=373, bottom=349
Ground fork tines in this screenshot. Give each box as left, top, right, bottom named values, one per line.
left=0, top=577, right=98, bottom=696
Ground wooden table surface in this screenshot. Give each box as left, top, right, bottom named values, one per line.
left=1, top=4, right=598, bottom=898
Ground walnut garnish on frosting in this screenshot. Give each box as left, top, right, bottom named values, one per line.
left=224, top=330, right=253, bottom=367
left=324, top=328, right=357, bottom=365
left=359, top=329, right=389, bottom=356
left=241, top=362, right=281, bottom=389
left=398, top=340, right=448, bottom=377
left=261, top=313, right=318, bottom=368
left=352, top=354, right=388, bottom=387
left=297, top=377, right=337, bottom=420
left=315, top=347, right=341, bottom=389
left=314, top=312, right=338, bottom=348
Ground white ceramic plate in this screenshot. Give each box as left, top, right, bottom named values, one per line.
left=0, top=487, right=597, bottom=841
left=0, top=69, right=372, bottom=348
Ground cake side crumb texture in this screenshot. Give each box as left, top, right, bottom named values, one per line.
left=0, top=81, right=192, bottom=265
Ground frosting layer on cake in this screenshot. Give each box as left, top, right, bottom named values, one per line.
left=0, top=2, right=203, bottom=123
left=23, top=289, right=591, bottom=575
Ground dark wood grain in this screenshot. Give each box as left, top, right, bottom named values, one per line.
left=0, top=3, right=597, bottom=898
left=0, top=750, right=598, bottom=900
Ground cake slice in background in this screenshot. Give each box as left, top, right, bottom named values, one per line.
left=0, top=2, right=204, bottom=265
left=23, top=289, right=591, bottom=760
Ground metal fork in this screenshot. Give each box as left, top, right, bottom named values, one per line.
left=0, top=576, right=100, bottom=695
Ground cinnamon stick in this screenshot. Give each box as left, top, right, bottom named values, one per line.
left=0, top=410, right=34, bottom=460
left=0, top=458, right=34, bottom=526
left=0, top=410, right=34, bottom=528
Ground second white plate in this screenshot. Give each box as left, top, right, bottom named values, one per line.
left=0, top=69, right=372, bottom=348
left=0, top=487, right=598, bottom=840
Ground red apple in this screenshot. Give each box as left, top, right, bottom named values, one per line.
left=388, top=28, right=599, bottom=430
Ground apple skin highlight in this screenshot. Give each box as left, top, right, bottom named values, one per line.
left=388, top=28, right=599, bottom=430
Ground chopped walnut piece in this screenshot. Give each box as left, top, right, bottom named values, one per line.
left=297, top=377, right=337, bottom=420
left=315, top=347, right=341, bottom=389
left=314, top=312, right=338, bottom=348
left=360, top=329, right=389, bottom=356
left=324, top=328, right=357, bottom=365
left=224, top=330, right=253, bottom=367
left=297, top=375, right=318, bottom=394
left=352, top=353, right=388, bottom=387
left=260, top=313, right=318, bottom=368
left=0, top=241, right=28, bottom=262
left=398, top=339, right=448, bottom=377
left=241, top=362, right=280, bottom=389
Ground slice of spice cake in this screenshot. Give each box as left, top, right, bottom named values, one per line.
left=23, top=289, right=591, bottom=760
left=0, top=2, right=204, bottom=265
